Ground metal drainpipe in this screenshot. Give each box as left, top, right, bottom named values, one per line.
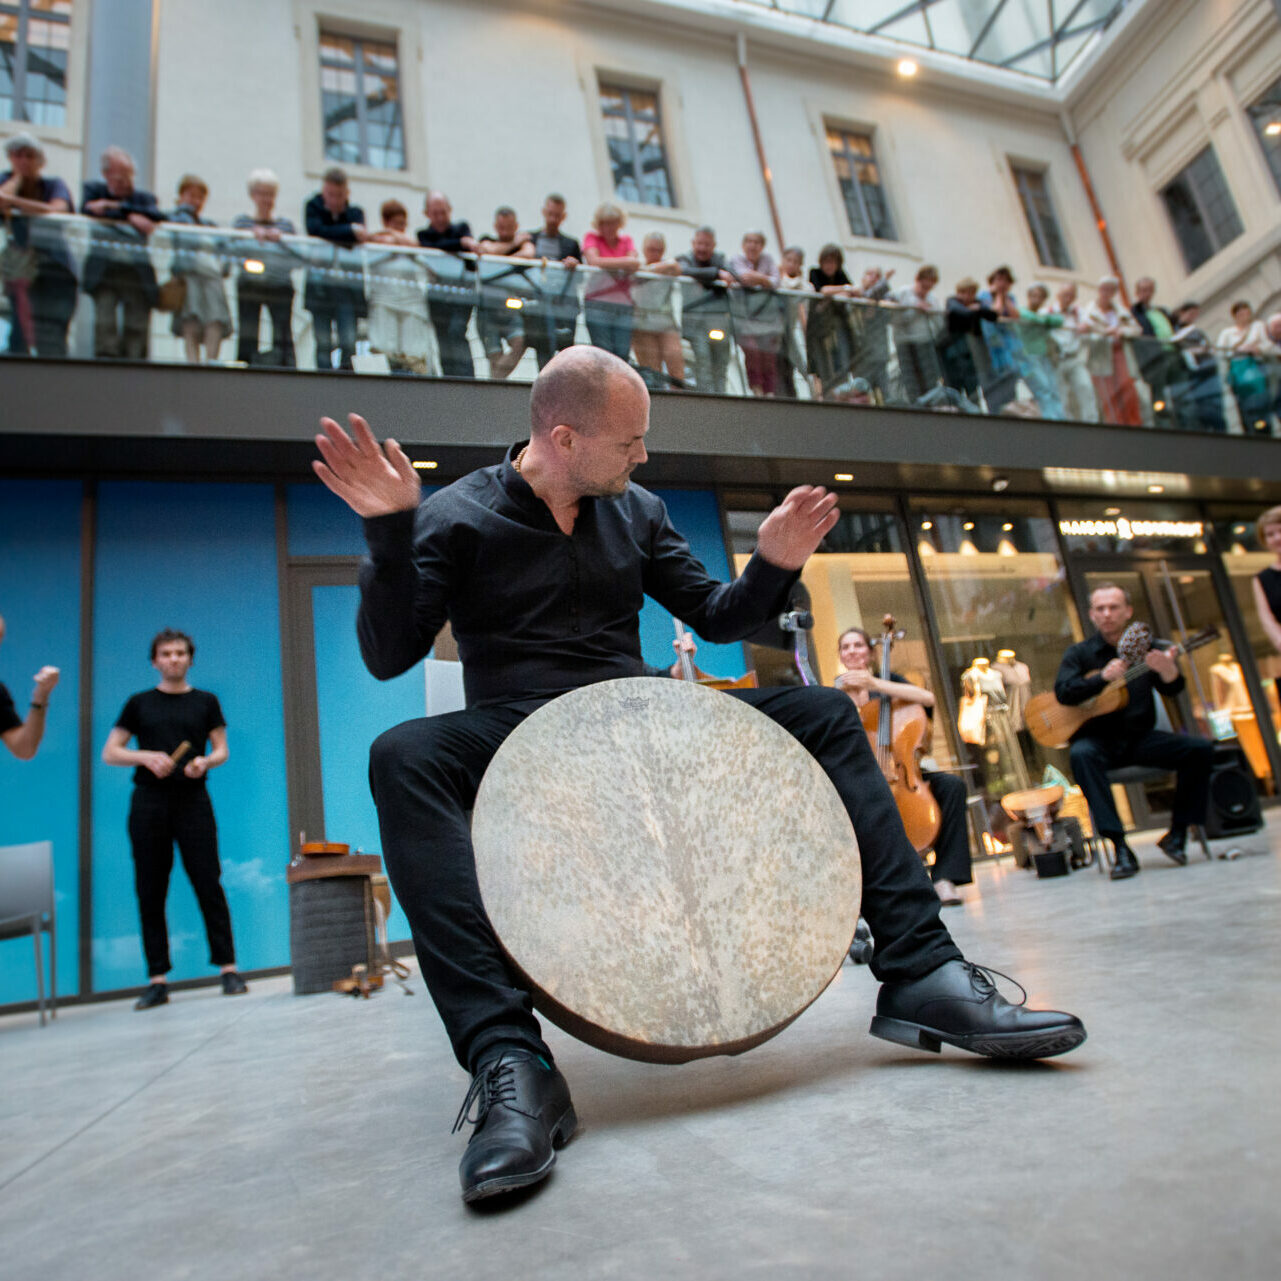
left=1060, top=110, right=1129, bottom=306
left=737, top=33, right=786, bottom=250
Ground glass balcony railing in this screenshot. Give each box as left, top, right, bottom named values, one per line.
left=3, top=212, right=1280, bottom=436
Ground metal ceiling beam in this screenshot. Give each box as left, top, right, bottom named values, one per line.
left=968, top=0, right=1012, bottom=59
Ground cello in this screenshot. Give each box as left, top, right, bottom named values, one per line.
left=857, top=616, right=942, bottom=855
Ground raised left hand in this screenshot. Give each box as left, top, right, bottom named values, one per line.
left=756, top=486, right=839, bottom=570
left=1145, top=649, right=1179, bottom=682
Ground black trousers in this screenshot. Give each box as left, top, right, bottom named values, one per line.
left=128, top=786, right=235, bottom=977
left=237, top=287, right=296, bottom=367
left=920, top=769, right=972, bottom=885
left=369, top=684, right=962, bottom=1073
left=1068, top=730, right=1213, bottom=838
left=433, top=303, right=475, bottom=378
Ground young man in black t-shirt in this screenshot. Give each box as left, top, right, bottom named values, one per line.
left=101, top=628, right=247, bottom=1009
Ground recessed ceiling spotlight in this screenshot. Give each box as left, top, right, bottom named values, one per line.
left=1002, top=522, right=1013, bottom=531
left=897, top=58, right=918, bottom=78
left=963, top=521, right=975, bottom=531
left=991, top=477, right=1009, bottom=492
left=1148, top=484, right=1164, bottom=493
left=921, top=520, right=933, bottom=531
left=1105, top=506, right=1121, bottom=516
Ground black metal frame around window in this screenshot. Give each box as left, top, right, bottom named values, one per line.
left=1160, top=145, right=1244, bottom=273
left=1011, top=163, right=1072, bottom=269
left=826, top=125, right=898, bottom=241
left=598, top=80, right=675, bottom=207
left=318, top=29, right=404, bottom=171
left=0, top=0, right=71, bottom=126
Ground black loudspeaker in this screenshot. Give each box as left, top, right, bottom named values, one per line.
left=1202, top=744, right=1264, bottom=839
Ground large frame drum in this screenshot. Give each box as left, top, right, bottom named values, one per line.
left=471, top=679, right=861, bottom=1063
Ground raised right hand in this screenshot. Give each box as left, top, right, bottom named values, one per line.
left=143, top=751, right=175, bottom=779
left=313, top=414, right=421, bottom=517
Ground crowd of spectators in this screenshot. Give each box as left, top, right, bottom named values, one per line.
left=3, top=133, right=1281, bottom=432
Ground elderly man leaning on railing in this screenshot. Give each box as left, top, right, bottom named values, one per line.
left=81, top=145, right=162, bottom=362
left=0, top=132, right=76, bottom=359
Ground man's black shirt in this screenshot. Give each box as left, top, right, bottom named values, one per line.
left=114, top=688, right=225, bottom=788
left=357, top=444, right=799, bottom=708
left=1054, top=632, right=1185, bottom=742
left=0, top=681, right=20, bottom=735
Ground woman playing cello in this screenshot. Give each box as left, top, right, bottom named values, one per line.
left=835, top=626, right=972, bottom=905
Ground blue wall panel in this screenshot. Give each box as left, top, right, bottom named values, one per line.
left=91, top=482, right=289, bottom=991
left=311, top=585, right=422, bottom=943
left=640, top=488, right=745, bottom=679
left=0, top=480, right=82, bottom=1003
left=287, top=482, right=441, bottom=558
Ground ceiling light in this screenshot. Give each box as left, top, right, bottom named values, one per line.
left=834, top=473, right=854, bottom=482
left=991, top=477, right=1009, bottom=492
left=1233, top=525, right=1246, bottom=534
left=243, top=259, right=265, bottom=274
left=1266, top=121, right=1281, bottom=137
left=897, top=58, right=918, bottom=78
left=708, top=329, right=725, bottom=341
left=963, top=521, right=975, bottom=531
left=920, top=520, right=933, bottom=531
left=1153, top=400, right=1165, bottom=412
left=412, top=460, right=438, bottom=470
left=505, top=297, right=523, bottom=310
left=1105, top=507, right=1121, bottom=516
left=1148, top=484, right=1164, bottom=493
left=1002, top=522, right=1013, bottom=531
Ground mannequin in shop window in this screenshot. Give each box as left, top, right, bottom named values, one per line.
left=991, top=648, right=1034, bottom=759
left=836, top=627, right=972, bottom=906
left=1210, top=653, right=1250, bottom=714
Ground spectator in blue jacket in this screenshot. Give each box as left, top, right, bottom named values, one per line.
left=303, top=167, right=367, bottom=370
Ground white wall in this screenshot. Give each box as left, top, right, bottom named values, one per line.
left=1067, top=0, right=1281, bottom=331
left=138, top=0, right=1107, bottom=294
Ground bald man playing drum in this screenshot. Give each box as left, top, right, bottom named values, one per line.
left=314, top=346, right=1084, bottom=1205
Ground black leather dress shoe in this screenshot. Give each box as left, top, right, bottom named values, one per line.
left=455, top=1049, right=577, bottom=1204
left=220, top=971, right=249, bottom=995
left=1109, top=842, right=1141, bottom=880
left=1157, top=828, right=1189, bottom=866
left=133, top=983, right=168, bottom=1011
left=870, top=959, right=1086, bottom=1060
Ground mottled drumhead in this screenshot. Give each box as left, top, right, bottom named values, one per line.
left=471, top=678, right=861, bottom=1064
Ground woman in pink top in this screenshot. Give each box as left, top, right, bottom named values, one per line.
left=581, top=202, right=640, bottom=360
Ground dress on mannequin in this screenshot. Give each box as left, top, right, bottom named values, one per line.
left=1210, top=655, right=1250, bottom=713
left=993, top=648, right=1036, bottom=768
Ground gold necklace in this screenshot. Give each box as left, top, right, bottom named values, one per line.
left=513, top=445, right=529, bottom=474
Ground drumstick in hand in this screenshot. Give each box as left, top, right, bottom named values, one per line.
left=170, top=740, right=192, bottom=766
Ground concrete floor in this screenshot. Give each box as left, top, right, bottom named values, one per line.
left=3, top=819, right=1280, bottom=1281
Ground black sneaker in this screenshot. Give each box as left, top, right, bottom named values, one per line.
left=134, top=983, right=168, bottom=1011
left=220, top=972, right=249, bottom=995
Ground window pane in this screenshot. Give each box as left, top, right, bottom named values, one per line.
left=1162, top=171, right=1215, bottom=272
left=828, top=127, right=896, bottom=241
left=1162, top=146, right=1242, bottom=271
left=319, top=32, right=404, bottom=170
left=913, top=502, right=1084, bottom=801
left=599, top=82, right=675, bottom=208
left=320, top=33, right=355, bottom=65
left=1014, top=166, right=1072, bottom=270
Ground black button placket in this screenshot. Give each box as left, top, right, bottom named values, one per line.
left=567, top=535, right=581, bottom=634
